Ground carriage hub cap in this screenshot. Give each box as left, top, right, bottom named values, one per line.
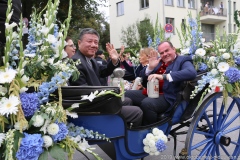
left=215, top=131, right=231, bottom=146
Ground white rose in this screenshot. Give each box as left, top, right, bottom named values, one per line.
left=43, top=135, right=53, bottom=148
left=152, top=128, right=160, bottom=136
left=143, top=138, right=149, bottom=145
left=211, top=69, right=218, bottom=75
left=143, top=146, right=150, bottom=153
left=148, top=140, right=156, bottom=148
left=150, top=146, right=157, bottom=152
left=222, top=53, right=230, bottom=59
left=33, top=115, right=45, bottom=127
left=146, top=133, right=154, bottom=141
left=47, top=123, right=59, bottom=135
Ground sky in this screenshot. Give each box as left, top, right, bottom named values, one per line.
left=97, top=0, right=110, bottom=22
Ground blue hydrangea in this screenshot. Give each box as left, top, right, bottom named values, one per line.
left=155, top=139, right=167, bottom=152
left=52, top=122, right=68, bottom=142
left=20, top=92, right=40, bottom=117
left=234, top=56, right=240, bottom=65
left=198, top=62, right=208, bottom=71
left=16, top=133, right=43, bottom=160
left=225, top=67, right=240, bottom=83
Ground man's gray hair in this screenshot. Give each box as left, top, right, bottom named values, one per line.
left=79, top=28, right=100, bottom=40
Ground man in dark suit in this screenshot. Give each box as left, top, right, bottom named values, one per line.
left=125, top=41, right=197, bottom=125
left=69, top=28, right=142, bottom=127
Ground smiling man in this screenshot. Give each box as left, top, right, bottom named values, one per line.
left=70, top=28, right=119, bottom=86
left=125, top=41, right=197, bottom=125
left=69, top=28, right=143, bottom=128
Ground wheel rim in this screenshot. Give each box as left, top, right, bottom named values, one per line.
left=185, top=92, right=240, bottom=159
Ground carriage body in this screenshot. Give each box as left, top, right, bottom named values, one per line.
left=62, top=72, right=240, bottom=159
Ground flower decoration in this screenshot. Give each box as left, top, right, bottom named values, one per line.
left=143, top=128, right=168, bottom=156
left=16, top=133, right=44, bottom=160
left=0, top=0, right=116, bottom=159
left=178, top=12, right=240, bottom=107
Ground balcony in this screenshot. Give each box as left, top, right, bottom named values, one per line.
left=200, top=8, right=227, bottom=24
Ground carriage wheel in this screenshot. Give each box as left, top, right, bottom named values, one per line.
left=184, top=92, right=240, bottom=159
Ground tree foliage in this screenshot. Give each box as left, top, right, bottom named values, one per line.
left=21, top=0, right=109, bottom=50
left=120, top=15, right=154, bottom=49
left=120, top=24, right=139, bottom=49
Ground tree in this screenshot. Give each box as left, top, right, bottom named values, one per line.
left=120, top=24, right=139, bottom=49
left=120, top=15, right=155, bottom=49
left=136, top=16, right=154, bottom=47
left=21, top=0, right=110, bottom=50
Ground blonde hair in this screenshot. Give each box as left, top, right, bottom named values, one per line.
left=139, top=47, right=154, bottom=56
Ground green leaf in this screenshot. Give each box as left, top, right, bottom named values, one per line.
left=226, top=83, right=233, bottom=93
left=39, top=150, right=48, bottom=160
left=49, top=144, right=65, bottom=160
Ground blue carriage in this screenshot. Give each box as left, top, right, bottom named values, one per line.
left=60, top=72, right=240, bottom=160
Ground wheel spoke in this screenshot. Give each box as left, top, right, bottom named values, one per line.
left=213, top=100, right=218, bottom=131
left=221, top=113, right=240, bottom=131
left=230, top=140, right=240, bottom=146
left=216, top=145, right=221, bottom=159
left=223, top=125, right=240, bottom=135
left=220, top=100, right=236, bottom=128
left=191, top=138, right=213, bottom=150
left=217, top=103, right=225, bottom=130
left=195, top=130, right=214, bottom=137
left=203, top=112, right=215, bottom=133
left=198, top=142, right=214, bottom=158
left=220, top=144, right=231, bottom=157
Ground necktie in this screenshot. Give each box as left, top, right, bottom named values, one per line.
left=87, top=59, right=92, bottom=68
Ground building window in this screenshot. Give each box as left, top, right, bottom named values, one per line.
left=140, top=0, right=149, bottom=9
left=177, top=0, right=184, bottom=7
left=181, top=19, right=186, bottom=31
left=117, top=1, right=124, bottom=16
left=165, top=0, right=173, bottom=6
left=188, top=0, right=195, bottom=9
left=166, top=17, right=175, bottom=33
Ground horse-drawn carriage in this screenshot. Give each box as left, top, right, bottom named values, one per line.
left=59, top=71, right=240, bottom=160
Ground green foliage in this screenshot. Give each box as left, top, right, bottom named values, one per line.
left=234, top=10, right=240, bottom=28
left=136, top=16, right=154, bottom=47
left=21, top=0, right=110, bottom=50
left=120, top=24, right=139, bottom=49
left=49, top=144, right=66, bottom=160
left=120, top=14, right=162, bottom=50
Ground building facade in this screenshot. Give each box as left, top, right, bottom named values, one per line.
left=109, top=0, right=240, bottom=49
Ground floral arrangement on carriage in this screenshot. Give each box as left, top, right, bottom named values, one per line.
left=0, top=0, right=119, bottom=159
left=177, top=12, right=240, bottom=105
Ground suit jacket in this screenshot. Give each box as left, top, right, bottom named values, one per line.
left=69, top=50, right=120, bottom=86
left=139, top=55, right=197, bottom=106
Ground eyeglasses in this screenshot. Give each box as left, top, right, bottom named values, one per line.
left=66, top=44, right=76, bottom=48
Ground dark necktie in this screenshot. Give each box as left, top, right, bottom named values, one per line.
left=87, top=59, right=92, bottom=68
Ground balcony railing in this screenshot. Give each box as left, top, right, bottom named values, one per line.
left=200, top=7, right=227, bottom=17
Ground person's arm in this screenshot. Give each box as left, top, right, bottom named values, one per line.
left=122, top=61, right=134, bottom=74
left=106, top=43, right=120, bottom=65
left=170, top=61, right=197, bottom=82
